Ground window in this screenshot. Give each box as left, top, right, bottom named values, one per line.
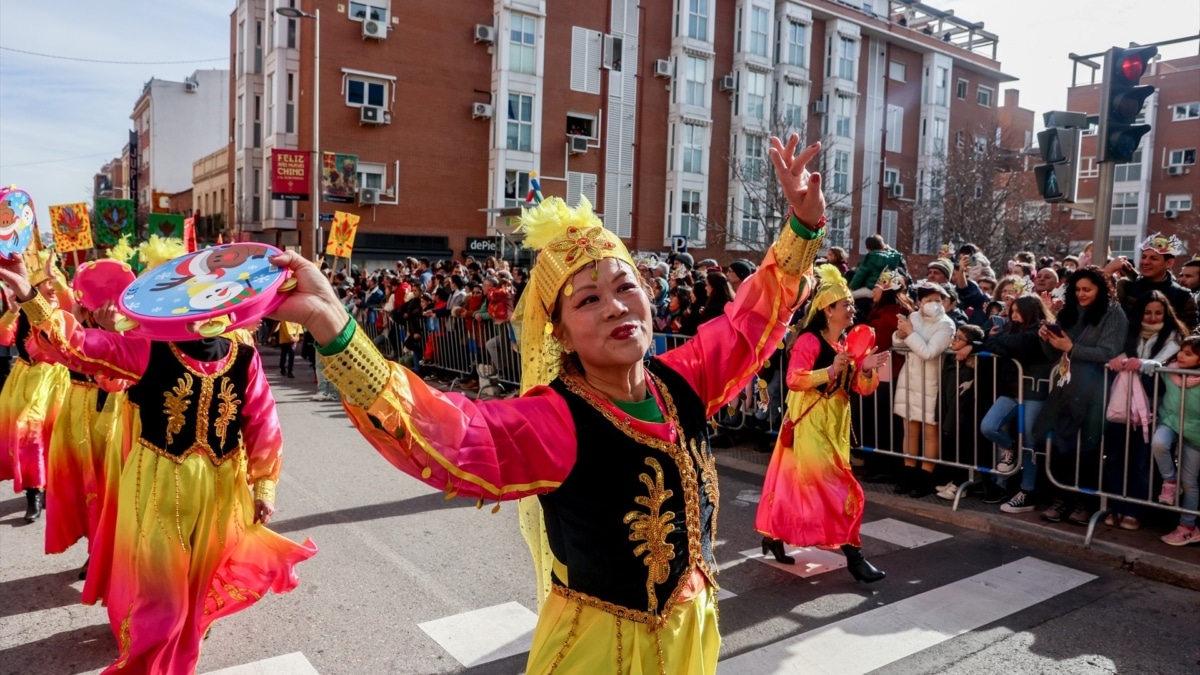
left=954, top=130, right=964, bottom=149
left=688, top=0, right=709, bottom=41
left=931, top=117, right=946, bottom=153
left=934, top=66, right=948, bottom=106
left=827, top=209, right=849, bottom=249
left=881, top=209, right=897, bottom=244
left=973, top=134, right=987, bottom=154
left=265, top=74, right=274, bottom=137
left=510, top=13, right=536, bottom=74
left=683, top=123, right=705, bottom=174
left=888, top=60, right=905, bottom=82
left=357, top=162, right=386, bottom=191
left=1082, top=121, right=1098, bottom=136
left=1173, top=103, right=1200, bottom=121
left=1024, top=130, right=1032, bottom=150
left=885, top=104, right=903, bottom=153
left=1070, top=199, right=1094, bottom=220
left=748, top=7, right=769, bottom=57
left=566, top=114, right=596, bottom=138
left=744, top=133, right=764, bottom=180
left=680, top=190, right=702, bottom=239
left=287, top=14, right=296, bottom=49
left=956, top=78, right=968, bottom=99
left=1111, top=192, right=1139, bottom=226
left=837, top=37, right=856, bottom=80
left=883, top=167, right=900, bottom=187
left=1079, top=156, right=1098, bottom=179
left=252, top=169, right=261, bottom=222
left=237, top=20, right=245, bottom=75
left=832, top=150, right=850, bottom=194
left=268, top=9, right=274, bottom=51
left=835, top=94, right=854, bottom=138
left=348, top=2, right=387, bottom=21
left=286, top=73, right=296, bottom=134
left=740, top=196, right=760, bottom=242
left=506, top=93, right=533, bottom=152
left=255, top=20, right=263, bottom=74
left=781, top=82, right=805, bottom=128
left=236, top=94, right=244, bottom=149
left=976, top=85, right=993, bottom=108
left=346, top=76, right=387, bottom=107
left=785, top=21, right=807, bottom=67
left=1169, top=149, right=1197, bottom=166
left=744, top=70, right=767, bottom=120
left=1110, top=236, right=1136, bottom=258
left=253, top=94, right=262, bottom=147
left=604, top=35, right=623, bottom=71
left=1166, top=194, right=1193, bottom=211
left=1114, top=149, right=1142, bottom=182
left=684, top=56, right=707, bottom=106
left=504, top=170, right=531, bottom=207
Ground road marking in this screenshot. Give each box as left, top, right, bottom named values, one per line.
left=203, top=652, right=320, bottom=674
left=419, top=601, right=539, bottom=668
left=738, top=545, right=848, bottom=578
left=717, top=556, right=1096, bottom=674
left=716, top=587, right=738, bottom=600
left=860, top=517, right=952, bottom=549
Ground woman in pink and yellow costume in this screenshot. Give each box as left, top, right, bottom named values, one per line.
left=267, top=136, right=827, bottom=673
left=0, top=238, right=317, bottom=675
left=0, top=249, right=71, bottom=522
left=755, top=264, right=889, bottom=583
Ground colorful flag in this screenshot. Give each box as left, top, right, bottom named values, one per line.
left=93, top=199, right=135, bottom=247
left=184, top=217, right=197, bottom=252
left=148, top=213, right=185, bottom=239
left=48, top=203, right=94, bottom=252
left=526, top=171, right=544, bottom=205
left=325, top=211, right=360, bottom=258
left=321, top=152, right=359, bottom=203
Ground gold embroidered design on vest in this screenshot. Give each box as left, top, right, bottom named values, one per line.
left=689, top=438, right=721, bottom=541
left=624, top=457, right=677, bottom=614
left=214, top=378, right=241, bottom=447
left=163, top=373, right=194, bottom=445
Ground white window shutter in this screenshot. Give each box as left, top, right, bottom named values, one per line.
left=567, top=171, right=583, bottom=207
left=571, top=27, right=600, bottom=93
left=882, top=210, right=897, bottom=245
left=586, top=31, right=602, bottom=94
left=583, top=173, right=598, bottom=207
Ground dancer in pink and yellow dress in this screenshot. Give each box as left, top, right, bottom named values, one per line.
left=0, top=237, right=316, bottom=675
left=755, top=265, right=889, bottom=582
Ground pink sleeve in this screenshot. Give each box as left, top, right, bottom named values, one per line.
left=240, top=349, right=284, bottom=485
left=658, top=247, right=808, bottom=417
left=29, top=308, right=149, bottom=381
left=345, top=363, right=577, bottom=501
left=785, top=333, right=825, bottom=391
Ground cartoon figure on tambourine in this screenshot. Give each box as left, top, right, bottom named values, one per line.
left=0, top=189, right=36, bottom=255
left=122, top=252, right=284, bottom=320
left=150, top=243, right=274, bottom=291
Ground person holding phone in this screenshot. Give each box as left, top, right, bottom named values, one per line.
left=1034, top=266, right=1127, bottom=525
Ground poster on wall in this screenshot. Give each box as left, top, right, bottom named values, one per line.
left=272, top=149, right=310, bottom=201
left=321, top=152, right=358, bottom=203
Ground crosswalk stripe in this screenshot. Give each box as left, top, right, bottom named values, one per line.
left=736, top=545, right=848, bottom=578
left=717, top=556, right=1096, bottom=674
left=860, top=517, right=952, bottom=549
left=202, top=652, right=320, bottom=674
left=418, top=601, right=539, bottom=668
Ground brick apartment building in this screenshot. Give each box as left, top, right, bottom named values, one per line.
left=93, top=158, right=126, bottom=202
left=1048, top=52, right=1200, bottom=259
left=229, top=0, right=1029, bottom=266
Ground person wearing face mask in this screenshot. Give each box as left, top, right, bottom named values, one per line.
left=891, top=281, right=956, bottom=497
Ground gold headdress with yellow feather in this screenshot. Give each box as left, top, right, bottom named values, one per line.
left=803, top=264, right=851, bottom=328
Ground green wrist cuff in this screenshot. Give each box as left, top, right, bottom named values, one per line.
left=316, top=314, right=356, bottom=356
left=788, top=212, right=822, bottom=240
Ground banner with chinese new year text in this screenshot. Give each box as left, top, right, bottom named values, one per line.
left=48, top=203, right=94, bottom=252
left=272, top=149, right=310, bottom=201
left=325, top=210, right=359, bottom=258
left=321, top=152, right=358, bottom=203
left=93, top=199, right=135, bottom=247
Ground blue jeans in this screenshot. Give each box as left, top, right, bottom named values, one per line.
left=980, top=396, right=1042, bottom=493
left=1151, top=425, right=1200, bottom=527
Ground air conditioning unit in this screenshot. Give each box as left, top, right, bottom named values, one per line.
left=1168, top=165, right=1185, bottom=176
left=184, top=79, right=199, bottom=93
left=359, top=187, right=381, bottom=205
left=1165, top=209, right=1179, bottom=220
left=360, top=105, right=388, bottom=125
left=569, top=135, right=589, bottom=154
left=472, top=102, right=493, bottom=119
left=812, top=99, right=828, bottom=114
left=888, top=183, right=904, bottom=199
left=474, top=24, right=495, bottom=43
left=718, top=74, right=736, bottom=92
left=654, top=59, right=672, bottom=78
left=362, top=18, right=386, bottom=39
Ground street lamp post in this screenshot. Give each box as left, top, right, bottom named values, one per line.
left=276, top=5, right=320, bottom=258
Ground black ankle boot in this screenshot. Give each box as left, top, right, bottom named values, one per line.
left=909, top=469, right=936, bottom=498
left=842, top=544, right=886, bottom=583
left=762, top=536, right=795, bottom=565
left=24, top=488, right=43, bottom=522
left=893, top=466, right=916, bottom=494
left=78, top=556, right=90, bottom=581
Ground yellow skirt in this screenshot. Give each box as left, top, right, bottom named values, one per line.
left=45, top=381, right=104, bottom=554
left=0, top=359, right=69, bottom=492
left=525, top=586, right=720, bottom=675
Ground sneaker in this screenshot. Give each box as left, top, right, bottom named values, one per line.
left=1041, top=499, right=1067, bottom=522
left=935, top=482, right=958, bottom=501
left=1066, top=505, right=1092, bottom=526
left=310, top=393, right=334, bottom=402
left=982, top=482, right=1008, bottom=504
left=1000, top=491, right=1035, bottom=513
left=1161, top=525, right=1200, bottom=546
left=996, top=450, right=1016, bottom=473
left=1159, top=481, right=1178, bottom=505
left=1119, top=515, right=1141, bottom=531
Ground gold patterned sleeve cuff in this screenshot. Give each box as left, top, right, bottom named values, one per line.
left=254, top=478, right=276, bottom=503
left=20, top=294, right=54, bottom=328
left=772, top=224, right=825, bottom=278
left=318, top=321, right=391, bottom=409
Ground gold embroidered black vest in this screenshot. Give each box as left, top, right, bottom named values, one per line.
left=541, top=359, right=719, bottom=628
left=127, top=340, right=251, bottom=462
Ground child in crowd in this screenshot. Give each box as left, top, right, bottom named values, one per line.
left=1152, top=336, right=1200, bottom=546
left=936, top=324, right=986, bottom=500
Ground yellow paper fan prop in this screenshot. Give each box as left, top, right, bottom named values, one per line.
left=803, top=264, right=851, bottom=328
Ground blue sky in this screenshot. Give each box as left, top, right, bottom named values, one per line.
left=1, top=0, right=1196, bottom=228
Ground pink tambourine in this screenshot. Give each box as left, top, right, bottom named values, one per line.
left=0, top=186, right=37, bottom=258
left=74, top=259, right=137, bottom=312
left=115, top=243, right=296, bottom=341
left=845, top=324, right=876, bottom=365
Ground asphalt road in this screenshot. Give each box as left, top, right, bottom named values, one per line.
left=1, top=360, right=1197, bottom=675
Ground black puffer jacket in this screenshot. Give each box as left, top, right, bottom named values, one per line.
left=981, top=323, right=1057, bottom=401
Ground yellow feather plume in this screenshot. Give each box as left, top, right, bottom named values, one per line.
left=138, top=234, right=187, bottom=272
left=106, top=236, right=137, bottom=265
left=516, top=196, right=601, bottom=251
left=814, top=263, right=847, bottom=290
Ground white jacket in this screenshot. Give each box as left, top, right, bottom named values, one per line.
left=892, top=309, right=956, bottom=424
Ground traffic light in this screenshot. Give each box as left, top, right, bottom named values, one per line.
left=1097, top=46, right=1158, bottom=163
left=1034, top=111, right=1086, bottom=203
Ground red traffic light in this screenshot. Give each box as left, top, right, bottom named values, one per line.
left=1121, top=54, right=1145, bottom=81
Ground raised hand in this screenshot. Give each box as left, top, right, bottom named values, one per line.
left=768, top=134, right=825, bottom=228
left=0, top=255, right=32, bottom=301
left=268, top=251, right=348, bottom=345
